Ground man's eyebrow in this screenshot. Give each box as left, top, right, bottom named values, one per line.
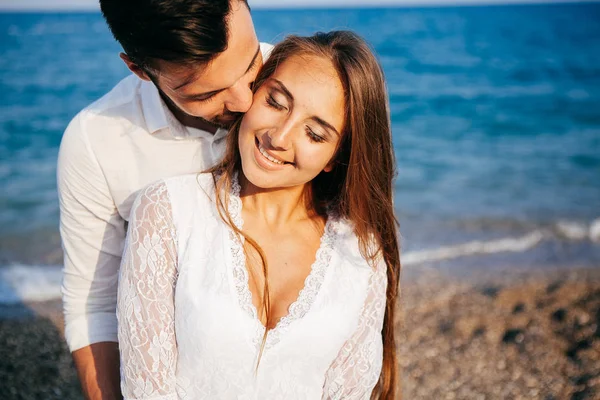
left=271, top=78, right=340, bottom=137
left=172, top=69, right=205, bottom=92
left=173, top=44, right=261, bottom=95
left=244, top=45, right=261, bottom=74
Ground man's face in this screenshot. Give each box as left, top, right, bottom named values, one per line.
left=148, top=1, right=260, bottom=130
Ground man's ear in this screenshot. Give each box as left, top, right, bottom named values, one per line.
left=119, top=53, right=152, bottom=81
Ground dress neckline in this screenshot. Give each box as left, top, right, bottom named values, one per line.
left=226, top=173, right=339, bottom=350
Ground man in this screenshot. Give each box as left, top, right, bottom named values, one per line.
left=57, top=1, right=271, bottom=398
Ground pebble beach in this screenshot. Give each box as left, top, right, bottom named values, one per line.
left=1, top=264, right=599, bottom=399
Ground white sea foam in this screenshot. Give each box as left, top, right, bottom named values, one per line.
left=0, top=264, right=62, bottom=304
left=402, top=217, right=600, bottom=266
left=590, top=218, right=600, bottom=243
left=552, top=218, right=600, bottom=242
left=556, top=220, right=589, bottom=240
left=402, top=231, right=545, bottom=266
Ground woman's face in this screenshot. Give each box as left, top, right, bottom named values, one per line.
left=238, top=54, right=345, bottom=191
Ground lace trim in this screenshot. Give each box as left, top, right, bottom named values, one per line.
left=226, top=174, right=339, bottom=350
left=228, top=174, right=258, bottom=320
left=267, top=219, right=337, bottom=349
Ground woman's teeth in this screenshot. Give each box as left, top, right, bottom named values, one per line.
left=258, top=143, right=284, bottom=165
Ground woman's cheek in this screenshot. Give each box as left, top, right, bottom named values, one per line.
left=240, top=106, right=267, bottom=133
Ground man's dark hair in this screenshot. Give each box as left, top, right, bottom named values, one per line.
left=100, top=0, right=249, bottom=70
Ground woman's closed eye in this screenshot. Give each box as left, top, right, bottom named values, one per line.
left=265, top=93, right=287, bottom=111
left=306, top=126, right=325, bottom=143
left=265, top=90, right=326, bottom=143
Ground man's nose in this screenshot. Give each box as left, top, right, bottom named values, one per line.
left=224, top=80, right=253, bottom=113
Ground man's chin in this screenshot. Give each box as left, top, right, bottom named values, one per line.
left=181, top=110, right=240, bottom=131
left=211, top=113, right=240, bottom=129
left=188, top=114, right=232, bottom=131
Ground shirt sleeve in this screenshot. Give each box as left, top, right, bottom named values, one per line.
left=117, top=180, right=179, bottom=400
left=322, top=259, right=388, bottom=400
left=58, top=112, right=126, bottom=351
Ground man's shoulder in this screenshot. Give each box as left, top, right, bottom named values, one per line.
left=84, top=74, right=141, bottom=114
left=70, top=74, right=143, bottom=131
left=260, top=42, right=274, bottom=60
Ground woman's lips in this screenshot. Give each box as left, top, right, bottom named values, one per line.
left=253, top=136, right=292, bottom=170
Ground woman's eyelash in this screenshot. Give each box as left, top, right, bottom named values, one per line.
left=306, top=127, right=325, bottom=143
left=266, top=94, right=286, bottom=111
left=265, top=93, right=324, bottom=143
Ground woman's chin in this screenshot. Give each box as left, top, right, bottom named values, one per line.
left=239, top=163, right=278, bottom=191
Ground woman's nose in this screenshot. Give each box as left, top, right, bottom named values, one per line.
left=267, top=122, right=294, bottom=150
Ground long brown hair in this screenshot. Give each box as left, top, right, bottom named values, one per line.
left=208, top=31, right=401, bottom=399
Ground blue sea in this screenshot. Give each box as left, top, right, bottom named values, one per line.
left=1, top=3, right=599, bottom=303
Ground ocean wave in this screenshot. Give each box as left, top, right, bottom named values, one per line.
left=0, top=219, right=598, bottom=304
left=555, top=220, right=590, bottom=240
left=590, top=218, right=600, bottom=243
left=402, top=231, right=545, bottom=266
left=402, top=217, right=600, bottom=266
left=553, top=218, right=600, bottom=242
left=0, top=264, right=62, bottom=304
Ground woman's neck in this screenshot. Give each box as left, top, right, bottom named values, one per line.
left=238, top=174, right=316, bottom=229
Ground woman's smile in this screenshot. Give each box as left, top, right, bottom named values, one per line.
left=239, top=54, right=344, bottom=190
left=253, top=136, right=293, bottom=170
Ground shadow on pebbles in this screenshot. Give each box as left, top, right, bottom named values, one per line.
left=398, top=266, right=600, bottom=400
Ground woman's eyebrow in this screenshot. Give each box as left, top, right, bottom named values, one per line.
left=271, top=79, right=294, bottom=101
left=271, top=78, right=340, bottom=137
left=310, top=116, right=340, bottom=137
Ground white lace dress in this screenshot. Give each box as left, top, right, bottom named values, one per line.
left=117, top=173, right=387, bottom=400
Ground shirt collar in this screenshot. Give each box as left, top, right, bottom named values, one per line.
left=140, top=78, right=169, bottom=134
left=140, top=78, right=229, bottom=141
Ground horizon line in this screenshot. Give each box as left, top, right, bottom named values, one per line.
left=0, top=0, right=598, bottom=12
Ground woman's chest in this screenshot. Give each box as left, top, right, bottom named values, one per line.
left=171, top=215, right=371, bottom=360
left=174, top=225, right=258, bottom=359
left=243, top=230, right=323, bottom=327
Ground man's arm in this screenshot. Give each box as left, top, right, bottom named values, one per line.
left=73, top=342, right=122, bottom=400
left=57, top=112, right=126, bottom=399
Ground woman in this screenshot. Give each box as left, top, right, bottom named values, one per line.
left=117, top=31, right=400, bottom=399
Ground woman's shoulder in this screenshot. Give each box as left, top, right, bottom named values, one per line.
left=131, top=173, right=217, bottom=224
left=331, top=218, right=388, bottom=297
left=332, top=218, right=379, bottom=273
left=159, top=172, right=216, bottom=203
left=139, top=173, right=219, bottom=238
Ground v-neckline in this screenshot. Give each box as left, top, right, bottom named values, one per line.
left=226, top=174, right=338, bottom=350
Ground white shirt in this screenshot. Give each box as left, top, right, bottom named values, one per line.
left=57, top=43, right=272, bottom=352
left=117, top=174, right=387, bottom=399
